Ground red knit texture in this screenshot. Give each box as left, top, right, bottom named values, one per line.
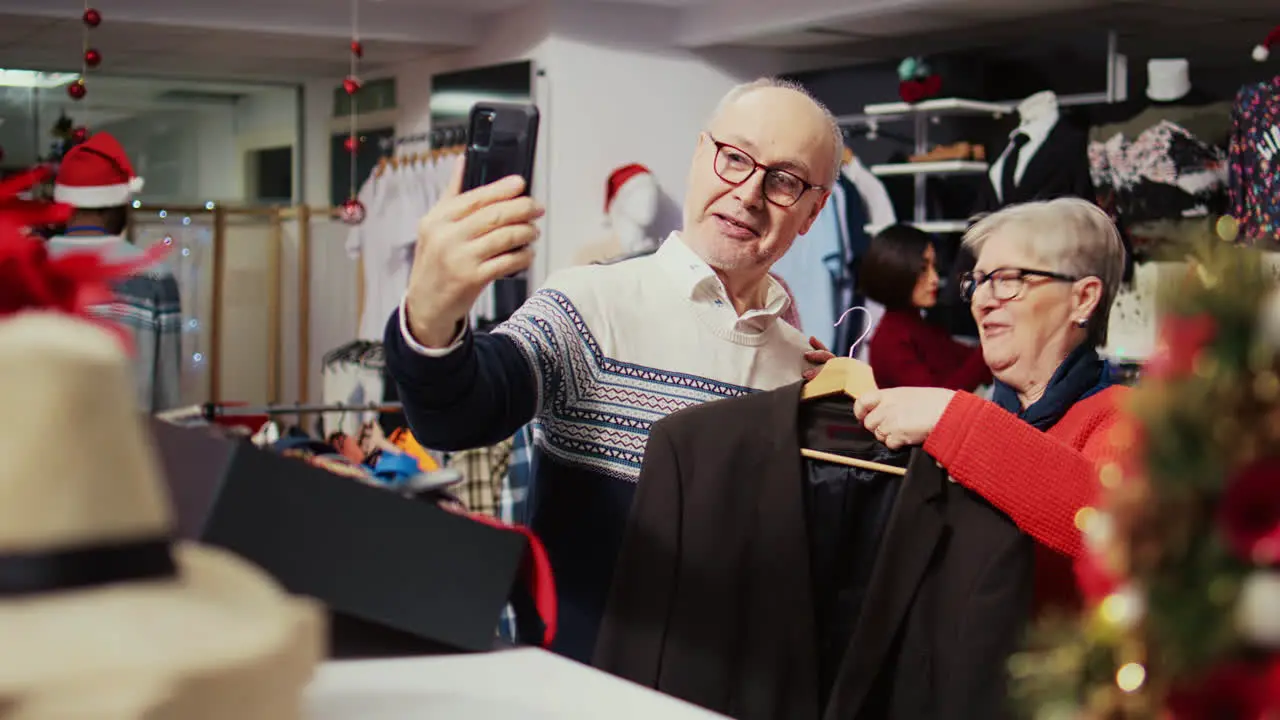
left=924, top=387, right=1130, bottom=612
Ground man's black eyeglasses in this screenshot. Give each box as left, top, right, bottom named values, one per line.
left=959, top=267, right=1080, bottom=304
left=707, top=134, right=823, bottom=207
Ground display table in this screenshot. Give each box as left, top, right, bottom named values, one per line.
left=304, top=648, right=729, bottom=719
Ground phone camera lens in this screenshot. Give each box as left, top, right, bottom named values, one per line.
left=471, top=111, right=495, bottom=149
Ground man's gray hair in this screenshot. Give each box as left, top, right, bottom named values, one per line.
left=962, top=198, right=1126, bottom=347
left=710, top=77, right=845, bottom=186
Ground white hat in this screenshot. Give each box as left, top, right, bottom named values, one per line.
left=0, top=312, right=325, bottom=719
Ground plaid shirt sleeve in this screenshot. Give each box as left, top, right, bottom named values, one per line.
left=497, top=423, right=536, bottom=642
left=501, top=424, right=535, bottom=525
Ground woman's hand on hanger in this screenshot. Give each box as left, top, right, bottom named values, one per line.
left=853, top=387, right=955, bottom=450
left=801, top=336, right=835, bottom=381
left=403, top=161, right=545, bottom=348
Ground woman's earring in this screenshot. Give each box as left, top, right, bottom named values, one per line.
left=1074, top=318, right=1088, bottom=328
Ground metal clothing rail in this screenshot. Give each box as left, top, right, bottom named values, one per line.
left=378, top=124, right=468, bottom=152
left=203, top=401, right=404, bottom=418
left=155, top=401, right=404, bottom=423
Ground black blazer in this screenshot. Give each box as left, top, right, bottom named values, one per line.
left=974, top=119, right=1095, bottom=213
left=594, top=381, right=1033, bottom=720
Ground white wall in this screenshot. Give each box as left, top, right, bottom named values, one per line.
left=89, top=87, right=298, bottom=205
left=231, top=88, right=300, bottom=200
left=357, top=0, right=781, bottom=285
left=536, top=35, right=780, bottom=274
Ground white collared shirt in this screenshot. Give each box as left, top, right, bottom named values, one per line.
left=989, top=111, right=1060, bottom=201
left=401, top=231, right=798, bottom=354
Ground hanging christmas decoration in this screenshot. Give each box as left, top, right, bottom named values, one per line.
left=339, top=0, right=365, bottom=226
left=71, top=126, right=89, bottom=144
left=72, top=3, right=102, bottom=101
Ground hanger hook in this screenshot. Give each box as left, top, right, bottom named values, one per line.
left=833, top=306, right=873, bottom=358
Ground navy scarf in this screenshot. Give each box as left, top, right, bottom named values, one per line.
left=991, top=345, right=1115, bottom=431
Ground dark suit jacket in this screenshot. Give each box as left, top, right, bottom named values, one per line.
left=594, top=381, right=1033, bottom=720
left=974, top=119, right=1094, bottom=213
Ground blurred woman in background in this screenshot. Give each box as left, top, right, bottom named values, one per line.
left=861, top=224, right=991, bottom=390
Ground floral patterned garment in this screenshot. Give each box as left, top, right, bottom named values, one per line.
left=1228, top=76, right=1280, bottom=244
left=1089, top=120, right=1230, bottom=227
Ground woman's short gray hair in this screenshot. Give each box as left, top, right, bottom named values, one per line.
left=962, top=198, right=1126, bottom=347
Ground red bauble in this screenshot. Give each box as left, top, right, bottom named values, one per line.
left=67, top=81, right=86, bottom=100
left=350, top=40, right=364, bottom=58
left=343, top=135, right=360, bottom=153
left=83, top=8, right=101, bottom=27
left=342, top=76, right=362, bottom=95
left=71, top=126, right=88, bottom=143
left=84, top=48, right=102, bottom=68
left=339, top=198, right=366, bottom=225
left=1166, top=659, right=1280, bottom=719
left=1146, top=313, right=1217, bottom=380
left=1218, top=457, right=1280, bottom=564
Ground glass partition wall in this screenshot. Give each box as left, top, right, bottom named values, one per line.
left=0, top=71, right=300, bottom=207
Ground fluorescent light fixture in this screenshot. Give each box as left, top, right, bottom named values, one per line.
left=0, top=69, right=79, bottom=89
left=430, top=91, right=529, bottom=117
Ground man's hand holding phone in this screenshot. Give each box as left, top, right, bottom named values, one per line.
left=403, top=162, right=544, bottom=348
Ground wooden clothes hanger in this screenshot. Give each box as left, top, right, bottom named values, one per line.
left=799, top=307, right=907, bottom=476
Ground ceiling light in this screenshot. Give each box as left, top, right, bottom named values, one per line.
left=0, top=70, right=79, bottom=89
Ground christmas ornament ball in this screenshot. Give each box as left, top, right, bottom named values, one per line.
left=67, top=81, right=86, bottom=100
left=84, top=48, right=102, bottom=67
left=83, top=8, right=101, bottom=27
left=339, top=198, right=366, bottom=225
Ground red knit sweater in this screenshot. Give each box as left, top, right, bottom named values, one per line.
left=868, top=310, right=992, bottom=391
left=923, top=386, right=1130, bottom=612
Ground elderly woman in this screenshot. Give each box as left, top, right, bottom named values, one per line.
left=853, top=197, right=1129, bottom=610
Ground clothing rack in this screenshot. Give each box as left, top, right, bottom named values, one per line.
left=155, top=401, right=405, bottom=423
left=203, top=401, right=404, bottom=419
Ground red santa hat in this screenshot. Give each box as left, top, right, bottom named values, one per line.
left=1254, top=24, right=1280, bottom=62
left=54, top=131, right=145, bottom=208
left=605, top=163, right=651, bottom=213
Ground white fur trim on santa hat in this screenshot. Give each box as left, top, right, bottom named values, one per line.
left=53, top=177, right=145, bottom=208
left=1255, top=44, right=1271, bottom=62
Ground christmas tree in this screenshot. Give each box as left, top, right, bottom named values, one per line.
left=1009, top=239, right=1280, bottom=719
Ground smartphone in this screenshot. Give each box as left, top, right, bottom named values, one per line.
left=461, top=101, right=540, bottom=195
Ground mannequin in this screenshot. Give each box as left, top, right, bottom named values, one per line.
left=975, top=90, right=1091, bottom=212
left=573, top=164, right=660, bottom=266
left=608, top=168, right=659, bottom=255
left=43, top=131, right=184, bottom=413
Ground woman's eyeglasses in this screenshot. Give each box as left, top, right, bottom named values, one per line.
left=707, top=135, right=822, bottom=208
left=959, top=267, right=1080, bottom=304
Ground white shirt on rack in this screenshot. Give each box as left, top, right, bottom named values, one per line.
left=842, top=156, right=897, bottom=233
left=347, top=163, right=421, bottom=342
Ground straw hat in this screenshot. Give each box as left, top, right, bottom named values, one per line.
left=0, top=312, right=325, bottom=720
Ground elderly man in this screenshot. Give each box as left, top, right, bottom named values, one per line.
left=386, top=77, right=842, bottom=661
